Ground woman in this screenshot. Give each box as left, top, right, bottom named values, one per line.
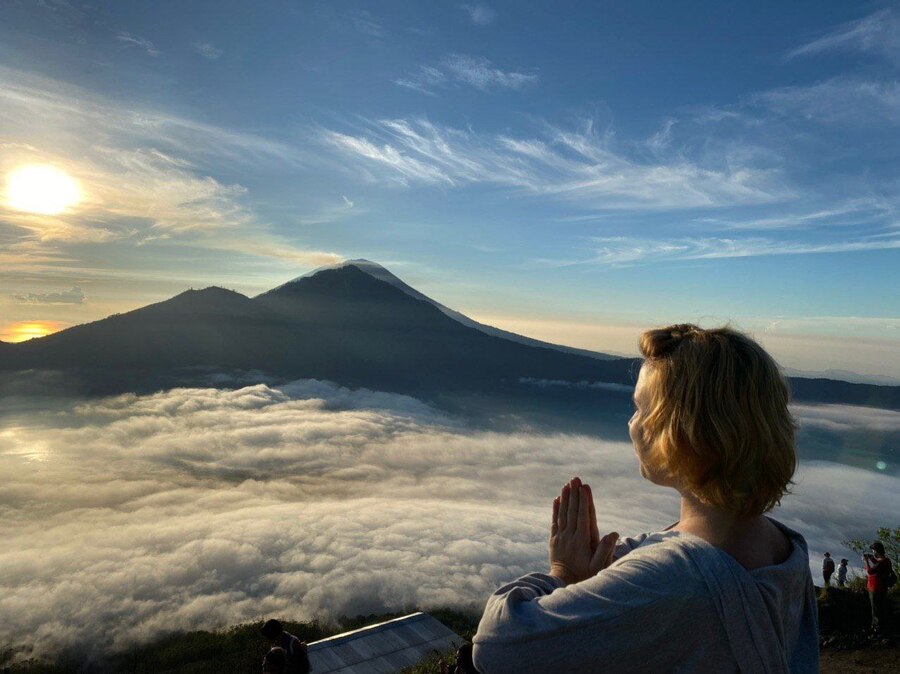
left=863, top=541, right=894, bottom=634
left=472, top=324, right=818, bottom=673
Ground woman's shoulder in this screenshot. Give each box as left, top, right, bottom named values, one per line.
left=605, top=531, right=711, bottom=585
left=615, top=518, right=809, bottom=578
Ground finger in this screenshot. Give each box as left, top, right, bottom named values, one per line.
left=578, top=485, right=590, bottom=535
left=551, top=496, right=560, bottom=536
left=590, top=531, right=620, bottom=574
left=602, top=532, right=619, bottom=567
left=566, top=479, right=580, bottom=532
left=585, top=484, right=600, bottom=551
left=559, top=484, right=570, bottom=531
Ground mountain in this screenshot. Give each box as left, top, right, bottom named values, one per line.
left=0, top=263, right=636, bottom=397
left=282, top=260, right=618, bottom=360
left=1, top=260, right=898, bottom=410
left=783, top=367, right=900, bottom=387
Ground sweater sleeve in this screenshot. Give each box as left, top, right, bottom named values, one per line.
left=472, top=549, right=708, bottom=673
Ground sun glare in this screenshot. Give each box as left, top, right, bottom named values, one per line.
left=0, top=321, right=64, bottom=343
left=5, top=165, right=82, bottom=215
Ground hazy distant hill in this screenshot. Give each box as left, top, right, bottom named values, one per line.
left=1, top=260, right=898, bottom=409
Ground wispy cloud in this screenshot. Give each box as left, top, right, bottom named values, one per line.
left=443, top=54, right=537, bottom=91
left=12, top=286, right=85, bottom=304
left=296, top=195, right=359, bottom=225
left=754, top=78, right=900, bottom=125
left=530, top=234, right=900, bottom=268
left=323, top=129, right=454, bottom=186
left=461, top=4, right=496, bottom=26
left=395, top=66, right=448, bottom=96
left=787, top=9, right=900, bottom=65
left=115, top=31, right=160, bottom=57
left=694, top=201, right=890, bottom=231
left=321, top=116, right=789, bottom=209
left=349, top=9, right=385, bottom=37
left=396, top=55, right=537, bottom=95
left=192, top=41, right=223, bottom=60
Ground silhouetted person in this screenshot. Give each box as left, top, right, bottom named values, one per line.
left=261, top=619, right=311, bottom=673
left=263, top=647, right=287, bottom=674
left=837, top=559, right=848, bottom=588
left=863, top=541, right=894, bottom=634
left=822, top=552, right=835, bottom=586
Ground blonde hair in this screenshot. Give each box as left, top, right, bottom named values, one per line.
left=638, top=324, right=796, bottom=517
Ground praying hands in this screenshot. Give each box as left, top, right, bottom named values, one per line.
left=549, top=476, right=619, bottom=586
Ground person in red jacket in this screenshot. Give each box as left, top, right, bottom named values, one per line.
left=863, top=541, right=894, bottom=634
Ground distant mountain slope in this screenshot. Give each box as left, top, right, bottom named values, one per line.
left=783, top=367, right=900, bottom=387
left=1, top=261, right=898, bottom=409
left=281, top=259, right=618, bottom=360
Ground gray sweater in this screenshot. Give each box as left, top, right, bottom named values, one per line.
left=473, top=518, right=818, bottom=673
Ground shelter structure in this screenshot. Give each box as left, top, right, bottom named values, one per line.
left=307, top=612, right=462, bottom=673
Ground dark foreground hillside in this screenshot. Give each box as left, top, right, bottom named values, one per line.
left=3, top=591, right=898, bottom=673
left=817, top=585, right=900, bottom=674
left=0, top=609, right=479, bottom=674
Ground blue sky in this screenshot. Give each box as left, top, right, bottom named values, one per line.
left=1, top=1, right=898, bottom=378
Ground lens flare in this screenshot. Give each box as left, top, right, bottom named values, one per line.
left=5, top=165, right=82, bottom=215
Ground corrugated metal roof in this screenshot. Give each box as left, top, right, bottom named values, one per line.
left=307, top=612, right=462, bottom=673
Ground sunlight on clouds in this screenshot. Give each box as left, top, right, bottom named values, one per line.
left=5, top=164, right=81, bottom=215
left=0, top=66, right=329, bottom=269
left=0, top=320, right=65, bottom=342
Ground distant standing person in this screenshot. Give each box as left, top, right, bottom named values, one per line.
left=823, top=552, right=835, bottom=586
left=864, top=541, right=895, bottom=634
left=260, top=619, right=311, bottom=674
left=837, top=559, right=848, bottom=587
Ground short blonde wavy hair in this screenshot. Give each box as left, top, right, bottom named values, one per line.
left=638, top=324, right=796, bottom=517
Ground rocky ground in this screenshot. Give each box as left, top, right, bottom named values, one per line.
left=820, top=637, right=899, bottom=673
left=817, top=585, right=898, bottom=673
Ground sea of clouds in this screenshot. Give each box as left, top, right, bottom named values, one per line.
left=1, top=379, right=897, bottom=661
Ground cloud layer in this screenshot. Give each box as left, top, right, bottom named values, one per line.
left=1, top=381, right=896, bottom=663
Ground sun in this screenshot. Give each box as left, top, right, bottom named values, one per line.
left=5, top=164, right=82, bottom=215
left=0, top=320, right=65, bottom=343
